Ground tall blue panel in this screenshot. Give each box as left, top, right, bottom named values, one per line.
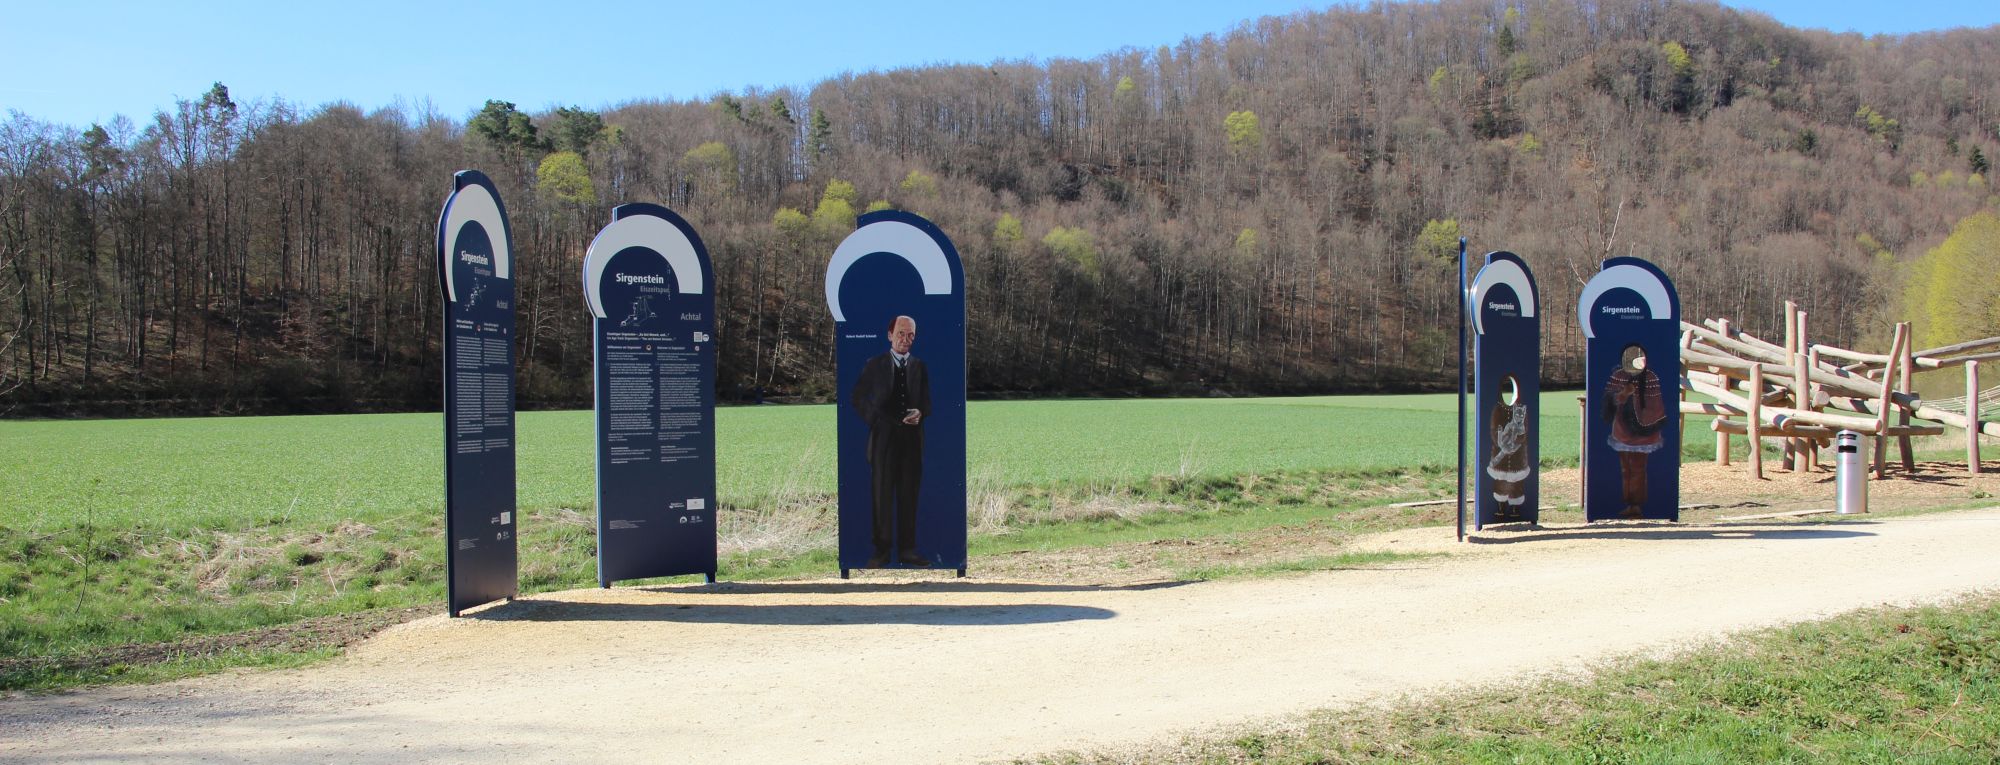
left=1469, top=251, right=1540, bottom=529
left=1578, top=257, right=1682, bottom=522
left=583, top=204, right=718, bottom=585
left=437, top=170, right=518, bottom=616
left=825, top=211, right=967, bottom=576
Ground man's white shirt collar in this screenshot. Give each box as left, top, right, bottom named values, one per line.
left=891, top=350, right=909, bottom=366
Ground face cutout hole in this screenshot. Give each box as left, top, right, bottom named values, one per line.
left=1620, top=344, right=1648, bottom=372
left=1501, top=375, right=1520, bottom=406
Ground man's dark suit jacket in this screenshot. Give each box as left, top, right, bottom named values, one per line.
left=851, top=351, right=931, bottom=461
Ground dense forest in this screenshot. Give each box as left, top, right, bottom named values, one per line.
left=3, top=0, right=1998, bottom=416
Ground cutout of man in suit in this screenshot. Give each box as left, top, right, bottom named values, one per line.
left=851, top=315, right=931, bottom=567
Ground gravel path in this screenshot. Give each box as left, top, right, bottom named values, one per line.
left=5, top=509, right=1998, bottom=764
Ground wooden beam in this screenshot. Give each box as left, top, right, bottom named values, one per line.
left=1683, top=345, right=1919, bottom=405
left=1710, top=419, right=1943, bottom=438
left=1914, top=335, right=2000, bottom=359
left=1812, top=344, right=1894, bottom=365
left=1683, top=321, right=1790, bottom=364
left=1909, top=402, right=2000, bottom=438
left=1682, top=400, right=1745, bottom=416
left=1922, top=349, right=2000, bottom=369
left=1687, top=370, right=1789, bottom=406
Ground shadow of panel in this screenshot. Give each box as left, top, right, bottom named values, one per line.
left=471, top=600, right=1118, bottom=627
left=647, top=580, right=1192, bottom=596
left=1470, top=525, right=1877, bottom=545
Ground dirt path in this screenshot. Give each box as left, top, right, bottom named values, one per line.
left=5, top=509, right=1999, bottom=765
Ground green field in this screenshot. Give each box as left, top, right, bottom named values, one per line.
left=0, top=392, right=1586, bottom=688
left=0, top=392, right=1591, bottom=533
left=4, top=391, right=1995, bottom=765
left=0, top=390, right=1762, bottom=690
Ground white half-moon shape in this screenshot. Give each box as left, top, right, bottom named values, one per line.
left=439, top=183, right=509, bottom=304
left=824, top=220, right=953, bottom=323
left=583, top=213, right=706, bottom=319
left=1469, top=258, right=1536, bottom=336
left=1576, top=263, right=1673, bottom=339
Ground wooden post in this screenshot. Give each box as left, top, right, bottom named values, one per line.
left=1970, top=360, right=1983, bottom=475
left=1783, top=301, right=1797, bottom=360
left=1794, top=311, right=1811, bottom=472
left=1875, top=325, right=1903, bottom=480
left=1715, top=318, right=1733, bottom=466
left=1898, top=322, right=1916, bottom=473
left=1749, top=364, right=1765, bottom=479
left=1715, top=371, right=1733, bottom=466
left=1807, top=345, right=1822, bottom=471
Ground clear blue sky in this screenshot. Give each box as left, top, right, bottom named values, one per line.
left=4, top=1, right=1996, bottom=129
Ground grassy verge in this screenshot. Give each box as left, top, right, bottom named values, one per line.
left=1039, top=595, right=2000, bottom=764
left=0, top=463, right=1460, bottom=691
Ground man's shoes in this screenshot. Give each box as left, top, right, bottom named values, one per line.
left=865, top=554, right=888, bottom=568
left=898, top=551, right=931, bottom=567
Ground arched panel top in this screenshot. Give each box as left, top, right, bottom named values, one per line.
left=1576, top=257, right=1679, bottom=339
left=1469, top=251, right=1538, bottom=335
left=824, top=210, right=962, bottom=323
left=436, top=170, right=512, bottom=303
left=583, top=203, right=711, bottom=319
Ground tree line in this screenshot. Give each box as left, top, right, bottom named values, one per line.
left=3, top=0, right=1998, bottom=416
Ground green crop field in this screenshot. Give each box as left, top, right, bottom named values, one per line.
left=2, top=390, right=1732, bottom=689
left=0, top=391, right=1592, bottom=533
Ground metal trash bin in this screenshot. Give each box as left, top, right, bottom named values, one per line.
left=1835, top=430, right=1868, bottom=515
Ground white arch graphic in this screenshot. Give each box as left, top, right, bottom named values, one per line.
left=1468, top=258, right=1536, bottom=336
left=824, top=220, right=954, bottom=323
left=583, top=213, right=706, bottom=319
left=439, top=183, right=510, bottom=303
left=1576, top=263, right=1674, bottom=339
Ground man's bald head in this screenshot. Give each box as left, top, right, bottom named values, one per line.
left=889, top=315, right=916, bottom=354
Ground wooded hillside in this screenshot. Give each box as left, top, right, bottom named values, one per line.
left=3, top=0, right=1997, bottom=416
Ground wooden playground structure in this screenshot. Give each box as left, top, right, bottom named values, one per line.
left=1678, top=301, right=2000, bottom=479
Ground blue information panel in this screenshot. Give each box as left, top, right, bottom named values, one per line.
left=437, top=170, right=518, bottom=616
left=583, top=204, right=718, bottom=585
left=1578, top=257, right=1681, bottom=522
left=826, top=211, right=967, bottom=576
left=1469, top=251, right=1540, bottom=529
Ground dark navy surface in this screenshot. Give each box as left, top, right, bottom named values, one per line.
left=591, top=204, right=718, bottom=585
left=437, top=170, right=518, bottom=616
left=832, top=211, right=967, bottom=572
left=1581, top=257, right=1682, bottom=522
left=1472, top=251, right=1540, bottom=529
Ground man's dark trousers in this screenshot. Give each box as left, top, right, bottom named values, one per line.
left=874, top=418, right=922, bottom=557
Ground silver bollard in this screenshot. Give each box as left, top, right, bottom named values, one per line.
left=1835, top=430, right=1868, bottom=515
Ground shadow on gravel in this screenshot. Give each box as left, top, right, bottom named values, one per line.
left=470, top=599, right=1118, bottom=626
left=647, top=580, right=1194, bottom=596
left=1469, top=524, right=1877, bottom=545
